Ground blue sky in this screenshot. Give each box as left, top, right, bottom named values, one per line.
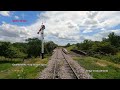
left=0, top=11, right=120, bottom=45
left=0, top=11, right=41, bottom=26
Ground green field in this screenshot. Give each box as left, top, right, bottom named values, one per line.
left=66, top=42, right=120, bottom=79
left=0, top=57, right=48, bottom=79
left=73, top=56, right=120, bottom=79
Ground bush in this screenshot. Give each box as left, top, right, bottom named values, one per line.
left=65, top=43, right=70, bottom=47
left=93, top=54, right=102, bottom=59
left=110, top=55, right=120, bottom=64
left=91, top=42, right=117, bottom=55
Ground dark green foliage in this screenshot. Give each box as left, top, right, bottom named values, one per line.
left=26, top=38, right=42, bottom=58
left=12, top=42, right=27, bottom=54
left=74, top=32, right=120, bottom=56
left=0, top=42, right=11, bottom=57
left=0, top=42, right=27, bottom=59
left=103, top=32, right=120, bottom=47
left=109, top=55, right=120, bottom=64
left=44, top=41, right=58, bottom=54
left=65, top=43, right=70, bottom=47
left=0, top=38, right=58, bottom=60
left=93, top=54, right=102, bottom=59
left=108, top=32, right=120, bottom=47
left=91, top=41, right=117, bottom=55
left=76, top=39, right=93, bottom=50
left=26, top=38, right=57, bottom=57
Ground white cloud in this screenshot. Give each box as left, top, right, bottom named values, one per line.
left=0, top=11, right=10, bottom=16
left=14, top=16, right=19, bottom=19
left=0, top=23, right=30, bottom=42
left=1, top=11, right=120, bottom=45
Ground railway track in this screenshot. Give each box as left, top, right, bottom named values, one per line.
left=52, top=48, right=79, bottom=79
left=40, top=48, right=92, bottom=79
left=61, top=50, right=79, bottom=79
left=53, top=48, right=61, bottom=79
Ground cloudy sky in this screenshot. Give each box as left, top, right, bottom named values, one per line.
left=0, top=11, right=120, bottom=45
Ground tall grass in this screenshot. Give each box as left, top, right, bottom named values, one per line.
left=0, top=57, right=48, bottom=79
left=73, top=56, right=120, bottom=79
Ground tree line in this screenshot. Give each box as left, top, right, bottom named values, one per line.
left=66, top=32, right=119, bottom=55
left=66, top=32, right=120, bottom=63
left=0, top=38, right=58, bottom=60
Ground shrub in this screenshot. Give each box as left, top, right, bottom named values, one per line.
left=109, top=55, right=120, bottom=64
left=93, top=54, right=102, bottom=59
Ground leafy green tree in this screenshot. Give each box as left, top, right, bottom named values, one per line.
left=12, top=42, right=28, bottom=54
left=91, top=41, right=117, bottom=55
left=7, top=46, right=27, bottom=59
left=0, top=42, right=11, bottom=57
left=26, top=38, right=42, bottom=58
left=107, top=32, right=120, bottom=47
left=78, top=39, right=93, bottom=50
left=65, top=43, right=70, bottom=47
left=45, top=41, right=58, bottom=54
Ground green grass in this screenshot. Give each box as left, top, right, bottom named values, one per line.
left=92, top=52, right=120, bottom=64
left=0, top=63, right=12, bottom=71
left=66, top=45, right=77, bottom=52
left=2, top=66, right=45, bottom=79
left=0, top=57, right=49, bottom=79
left=73, top=56, right=120, bottom=79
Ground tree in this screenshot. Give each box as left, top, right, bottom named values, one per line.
left=78, top=39, right=93, bottom=50
left=7, top=46, right=27, bottom=59
left=76, top=43, right=80, bottom=49
left=0, top=42, right=11, bottom=57
left=65, top=43, right=70, bottom=47
left=0, top=42, right=27, bottom=60
left=26, top=38, right=42, bottom=58
left=12, top=42, right=28, bottom=54
left=44, top=41, right=58, bottom=54
left=107, top=32, right=120, bottom=47
left=0, top=38, right=58, bottom=60
left=91, top=41, right=117, bottom=55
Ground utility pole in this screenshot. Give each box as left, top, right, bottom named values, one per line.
left=37, top=23, right=45, bottom=59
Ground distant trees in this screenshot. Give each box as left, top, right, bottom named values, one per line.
left=73, top=32, right=120, bottom=55
left=25, top=38, right=58, bottom=58
left=91, top=41, right=117, bottom=55
left=107, top=32, right=120, bottom=47
left=26, top=38, right=42, bottom=58
left=0, top=38, right=58, bottom=60
left=65, top=43, right=70, bottom=47
left=0, top=42, right=11, bottom=58
left=45, top=41, right=58, bottom=54
left=78, top=40, right=93, bottom=50
left=0, top=42, right=27, bottom=60
left=12, top=42, right=27, bottom=54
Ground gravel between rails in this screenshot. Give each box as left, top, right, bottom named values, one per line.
left=38, top=48, right=93, bottom=79
left=38, top=50, right=57, bottom=79
left=63, top=52, right=93, bottom=79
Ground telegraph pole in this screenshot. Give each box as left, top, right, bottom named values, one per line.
left=37, top=23, right=45, bottom=59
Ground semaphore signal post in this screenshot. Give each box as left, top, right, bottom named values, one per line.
left=37, top=23, right=45, bottom=59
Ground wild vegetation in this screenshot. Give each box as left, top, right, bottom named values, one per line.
left=0, top=38, right=57, bottom=79
left=66, top=32, right=120, bottom=79
left=0, top=38, right=58, bottom=61
left=66, top=32, right=120, bottom=64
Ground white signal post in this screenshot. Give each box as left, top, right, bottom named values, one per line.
left=37, top=23, right=45, bottom=59
left=41, top=26, right=44, bottom=59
